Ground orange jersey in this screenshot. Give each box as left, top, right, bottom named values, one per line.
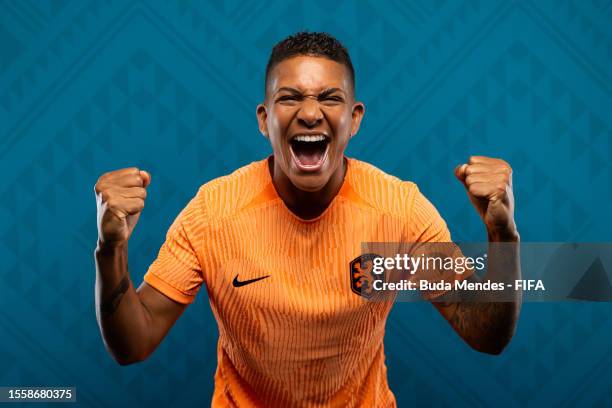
left=144, top=157, right=459, bottom=407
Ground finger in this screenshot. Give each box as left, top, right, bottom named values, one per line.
left=106, top=197, right=145, bottom=218
left=139, top=170, right=151, bottom=188
left=466, top=164, right=511, bottom=178
left=454, top=164, right=468, bottom=184
left=464, top=163, right=491, bottom=176
left=467, top=182, right=506, bottom=200
left=121, top=197, right=145, bottom=215
left=100, top=173, right=146, bottom=188
left=467, top=156, right=496, bottom=165
left=465, top=173, right=507, bottom=186
left=101, top=167, right=140, bottom=181
left=105, top=186, right=147, bottom=200
left=96, top=169, right=140, bottom=193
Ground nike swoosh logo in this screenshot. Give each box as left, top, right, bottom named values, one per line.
left=232, top=274, right=270, bottom=287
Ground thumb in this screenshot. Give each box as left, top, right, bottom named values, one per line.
left=454, top=164, right=467, bottom=186
left=139, top=170, right=151, bottom=188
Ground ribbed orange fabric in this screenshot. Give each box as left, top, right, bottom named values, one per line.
left=144, top=157, right=459, bottom=407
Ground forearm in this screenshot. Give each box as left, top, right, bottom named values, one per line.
left=94, top=242, right=152, bottom=364
left=437, top=230, right=521, bottom=354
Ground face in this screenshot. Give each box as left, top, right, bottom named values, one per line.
left=257, top=56, right=365, bottom=192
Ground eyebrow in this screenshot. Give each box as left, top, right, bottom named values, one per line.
left=274, top=87, right=346, bottom=97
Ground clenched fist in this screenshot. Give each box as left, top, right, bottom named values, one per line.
left=454, top=156, right=518, bottom=240
left=95, top=168, right=151, bottom=247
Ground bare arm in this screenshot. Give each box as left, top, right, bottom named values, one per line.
left=95, top=242, right=186, bottom=364
left=94, top=167, right=186, bottom=365
left=433, top=156, right=522, bottom=355
left=433, top=231, right=521, bottom=355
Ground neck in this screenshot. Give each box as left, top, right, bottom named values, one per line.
left=269, top=157, right=347, bottom=220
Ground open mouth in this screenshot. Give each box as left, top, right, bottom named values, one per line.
left=289, top=134, right=331, bottom=171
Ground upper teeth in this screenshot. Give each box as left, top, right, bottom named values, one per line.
left=294, top=135, right=326, bottom=142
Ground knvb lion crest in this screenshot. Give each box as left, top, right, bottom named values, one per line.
left=350, top=253, right=383, bottom=299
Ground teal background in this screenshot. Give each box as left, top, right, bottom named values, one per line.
left=0, top=0, right=611, bottom=406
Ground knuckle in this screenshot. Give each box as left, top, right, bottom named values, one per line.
left=118, top=175, right=137, bottom=187
left=103, top=168, right=120, bottom=178
left=495, top=159, right=510, bottom=170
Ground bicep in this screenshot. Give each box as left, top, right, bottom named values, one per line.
left=136, top=281, right=188, bottom=350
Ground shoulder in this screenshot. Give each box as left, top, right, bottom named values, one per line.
left=189, top=159, right=271, bottom=222
left=345, top=158, right=419, bottom=219
left=346, top=158, right=450, bottom=241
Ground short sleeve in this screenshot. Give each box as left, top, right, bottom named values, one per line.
left=143, top=193, right=206, bottom=304
left=404, top=184, right=451, bottom=243
left=403, top=184, right=474, bottom=299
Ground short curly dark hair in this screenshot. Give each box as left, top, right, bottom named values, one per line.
left=265, top=31, right=355, bottom=96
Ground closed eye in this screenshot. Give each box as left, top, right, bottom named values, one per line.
left=276, top=95, right=302, bottom=102
left=320, top=96, right=343, bottom=102
left=275, top=92, right=344, bottom=104
left=319, top=95, right=344, bottom=105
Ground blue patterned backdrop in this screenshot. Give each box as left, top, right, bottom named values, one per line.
left=0, top=0, right=611, bottom=406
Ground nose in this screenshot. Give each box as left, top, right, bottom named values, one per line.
left=297, top=98, right=323, bottom=128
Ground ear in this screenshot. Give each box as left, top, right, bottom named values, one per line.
left=256, top=103, right=268, bottom=138
left=349, top=102, right=365, bottom=139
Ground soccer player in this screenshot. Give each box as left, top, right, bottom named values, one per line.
left=94, top=32, right=521, bottom=407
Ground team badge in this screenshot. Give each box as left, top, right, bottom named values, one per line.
left=350, top=254, right=383, bottom=299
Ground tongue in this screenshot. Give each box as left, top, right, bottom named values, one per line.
left=293, top=143, right=325, bottom=166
